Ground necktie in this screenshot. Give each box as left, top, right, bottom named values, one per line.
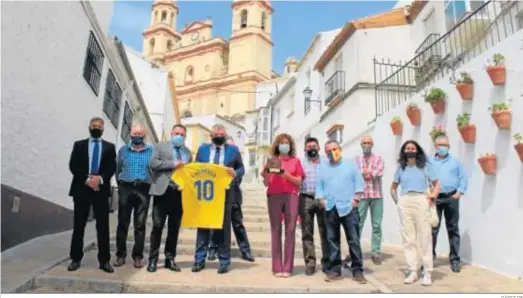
left=175, top=147, right=182, bottom=162
left=213, top=147, right=221, bottom=164
left=91, top=140, right=100, bottom=174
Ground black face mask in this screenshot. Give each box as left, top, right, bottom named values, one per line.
left=131, top=136, right=144, bottom=145
left=307, top=149, right=318, bottom=158
left=212, top=136, right=226, bottom=146
left=90, top=128, right=103, bottom=139
left=405, top=152, right=417, bottom=159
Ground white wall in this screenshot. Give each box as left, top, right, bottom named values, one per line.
left=367, top=31, right=523, bottom=277
left=0, top=1, right=151, bottom=210
left=255, top=77, right=290, bottom=109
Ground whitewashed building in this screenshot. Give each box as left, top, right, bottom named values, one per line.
left=1, top=1, right=157, bottom=250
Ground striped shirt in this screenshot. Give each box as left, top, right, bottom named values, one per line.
left=355, top=153, right=384, bottom=199
left=300, top=156, right=325, bottom=195
left=117, top=144, right=153, bottom=183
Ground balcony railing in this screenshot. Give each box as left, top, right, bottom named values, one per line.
left=373, top=0, right=522, bottom=119
left=324, top=70, right=345, bottom=105
left=415, top=33, right=441, bottom=55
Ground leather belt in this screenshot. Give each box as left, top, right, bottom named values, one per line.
left=438, top=190, right=457, bottom=198
left=119, top=180, right=150, bottom=187
left=300, top=193, right=315, bottom=199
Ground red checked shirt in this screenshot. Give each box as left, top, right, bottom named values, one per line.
left=355, top=153, right=384, bottom=199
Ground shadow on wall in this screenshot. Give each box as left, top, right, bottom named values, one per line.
left=481, top=175, right=497, bottom=214
left=489, top=85, right=506, bottom=105
left=411, top=126, right=420, bottom=142
left=495, top=130, right=511, bottom=167
left=1, top=184, right=73, bottom=251
left=461, top=230, right=473, bottom=262
left=519, top=167, right=523, bottom=210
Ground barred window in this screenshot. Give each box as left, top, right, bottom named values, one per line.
left=83, top=31, right=104, bottom=95
left=121, top=101, right=133, bottom=143
left=102, top=70, right=122, bottom=128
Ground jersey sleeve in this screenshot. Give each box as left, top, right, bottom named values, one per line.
left=171, top=165, right=189, bottom=190
left=216, top=165, right=233, bottom=190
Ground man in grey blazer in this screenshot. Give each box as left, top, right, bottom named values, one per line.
left=147, top=124, right=192, bottom=273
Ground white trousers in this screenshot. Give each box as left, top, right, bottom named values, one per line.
left=398, top=192, right=433, bottom=272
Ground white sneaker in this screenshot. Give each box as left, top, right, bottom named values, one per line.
left=404, top=271, right=418, bottom=284
left=421, top=272, right=432, bottom=286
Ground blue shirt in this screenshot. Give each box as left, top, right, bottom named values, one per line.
left=117, top=144, right=153, bottom=183
left=393, top=163, right=437, bottom=196
left=315, top=158, right=364, bottom=217
left=88, top=137, right=103, bottom=174
left=430, top=154, right=468, bottom=194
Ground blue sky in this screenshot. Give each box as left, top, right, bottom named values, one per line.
left=109, top=1, right=394, bottom=73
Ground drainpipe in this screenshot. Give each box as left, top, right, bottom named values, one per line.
left=115, top=80, right=134, bottom=151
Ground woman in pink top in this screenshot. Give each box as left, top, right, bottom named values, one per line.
left=261, top=133, right=304, bottom=277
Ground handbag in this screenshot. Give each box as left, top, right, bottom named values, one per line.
left=424, top=168, right=440, bottom=228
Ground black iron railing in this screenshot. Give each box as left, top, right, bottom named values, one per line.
left=325, top=70, right=345, bottom=105
left=373, top=0, right=522, bottom=118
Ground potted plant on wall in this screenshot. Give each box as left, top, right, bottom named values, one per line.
left=477, top=153, right=497, bottom=175
left=456, top=112, right=476, bottom=143
left=485, top=53, right=506, bottom=85
left=489, top=101, right=511, bottom=130
left=406, top=103, right=421, bottom=126
left=390, top=116, right=403, bottom=136
left=424, top=87, right=447, bottom=114
left=514, top=133, right=523, bottom=162
left=452, top=71, right=474, bottom=101
left=429, top=125, right=446, bottom=142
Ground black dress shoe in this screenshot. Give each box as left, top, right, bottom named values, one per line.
left=67, top=261, right=81, bottom=272
left=241, top=253, right=255, bottom=262
left=147, top=261, right=157, bottom=273
left=305, top=266, right=315, bottom=276
left=165, top=259, right=181, bottom=272
left=207, top=250, right=217, bottom=261
left=191, top=262, right=205, bottom=272
left=451, top=262, right=461, bottom=273
left=99, top=262, right=114, bottom=273
left=217, top=264, right=229, bottom=274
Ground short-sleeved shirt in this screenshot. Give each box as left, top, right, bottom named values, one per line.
left=264, top=156, right=305, bottom=195
left=393, top=164, right=437, bottom=196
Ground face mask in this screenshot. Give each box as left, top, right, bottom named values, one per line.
left=171, top=135, right=184, bottom=147
left=437, top=146, right=449, bottom=156
left=89, top=128, right=102, bottom=139
left=278, top=144, right=290, bottom=154
left=327, top=149, right=341, bottom=163
left=212, top=136, right=226, bottom=146
left=362, top=146, right=372, bottom=154
left=405, top=152, right=417, bottom=159
left=306, top=149, right=318, bottom=158
left=131, top=136, right=144, bottom=145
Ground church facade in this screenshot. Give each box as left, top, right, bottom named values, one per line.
left=142, top=0, right=276, bottom=124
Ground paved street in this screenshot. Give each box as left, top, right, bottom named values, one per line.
left=3, top=186, right=523, bottom=293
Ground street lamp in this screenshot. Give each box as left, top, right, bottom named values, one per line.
left=303, top=86, right=321, bottom=109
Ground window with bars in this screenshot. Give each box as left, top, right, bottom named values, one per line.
left=121, top=101, right=133, bottom=143
left=248, top=150, right=256, bottom=166
left=83, top=31, right=104, bottom=95
left=102, top=70, right=122, bottom=128
left=328, top=129, right=343, bottom=143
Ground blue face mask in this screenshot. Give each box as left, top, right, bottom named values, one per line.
left=171, top=135, right=184, bottom=147
left=131, top=136, right=144, bottom=145
left=278, top=144, right=290, bottom=154
left=437, top=146, right=449, bottom=156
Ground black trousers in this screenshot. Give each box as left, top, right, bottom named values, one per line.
left=195, top=191, right=233, bottom=265
left=115, top=182, right=151, bottom=260
left=325, top=207, right=364, bottom=275
left=148, top=187, right=183, bottom=262
left=299, top=194, right=329, bottom=270
left=432, top=192, right=461, bottom=263
left=70, top=187, right=110, bottom=264
left=210, top=200, right=251, bottom=255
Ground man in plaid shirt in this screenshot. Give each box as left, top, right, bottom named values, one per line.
left=354, top=135, right=384, bottom=264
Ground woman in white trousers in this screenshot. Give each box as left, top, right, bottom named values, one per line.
left=390, top=140, right=440, bottom=286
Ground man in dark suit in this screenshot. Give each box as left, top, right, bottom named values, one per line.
left=67, top=117, right=117, bottom=273
left=192, top=124, right=245, bottom=274
left=208, top=136, right=254, bottom=263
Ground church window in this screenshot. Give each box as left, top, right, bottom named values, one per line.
left=261, top=12, right=267, bottom=30
left=166, top=40, right=173, bottom=51
left=185, top=66, right=194, bottom=83
left=240, top=10, right=248, bottom=28
left=102, top=70, right=122, bottom=128
left=182, top=110, right=193, bottom=118
left=149, top=38, right=155, bottom=55
left=161, top=11, right=167, bottom=22
left=171, top=12, right=175, bottom=26
left=286, top=66, right=290, bottom=74
left=83, top=31, right=104, bottom=95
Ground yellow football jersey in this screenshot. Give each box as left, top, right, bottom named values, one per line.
left=172, top=163, right=233, bottom=229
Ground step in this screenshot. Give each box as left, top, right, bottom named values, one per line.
left=34, top=253, right=377, bottom=293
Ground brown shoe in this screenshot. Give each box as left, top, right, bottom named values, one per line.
left=371, top=255, right=382, bottom=265
left=113, top=257, right=125, bottom=267
left=353, top=271, right=367, bottom=284
left=134, top=258, right=144, bottom=268
left=324, top=272, right=342, bottom=282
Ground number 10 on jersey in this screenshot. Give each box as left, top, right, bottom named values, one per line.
left=194, top=179, right=214, bottom=201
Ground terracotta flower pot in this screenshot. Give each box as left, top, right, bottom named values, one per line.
left=431, top=98, right=446, bottom=115
left=491, top=110, right=511, bottom=129
left=456, top=83, right=474, bottom=101
left=487, top=65, right=506, bottom=86
left=477, top=155, right=497, bottom=175
left=458, top=124, right=476, bottom=144
left=515, top=143, right=523, bottom=163
left=390, top=121, right=403, bottom=136
left=406, top=107, right=421, bottom=126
